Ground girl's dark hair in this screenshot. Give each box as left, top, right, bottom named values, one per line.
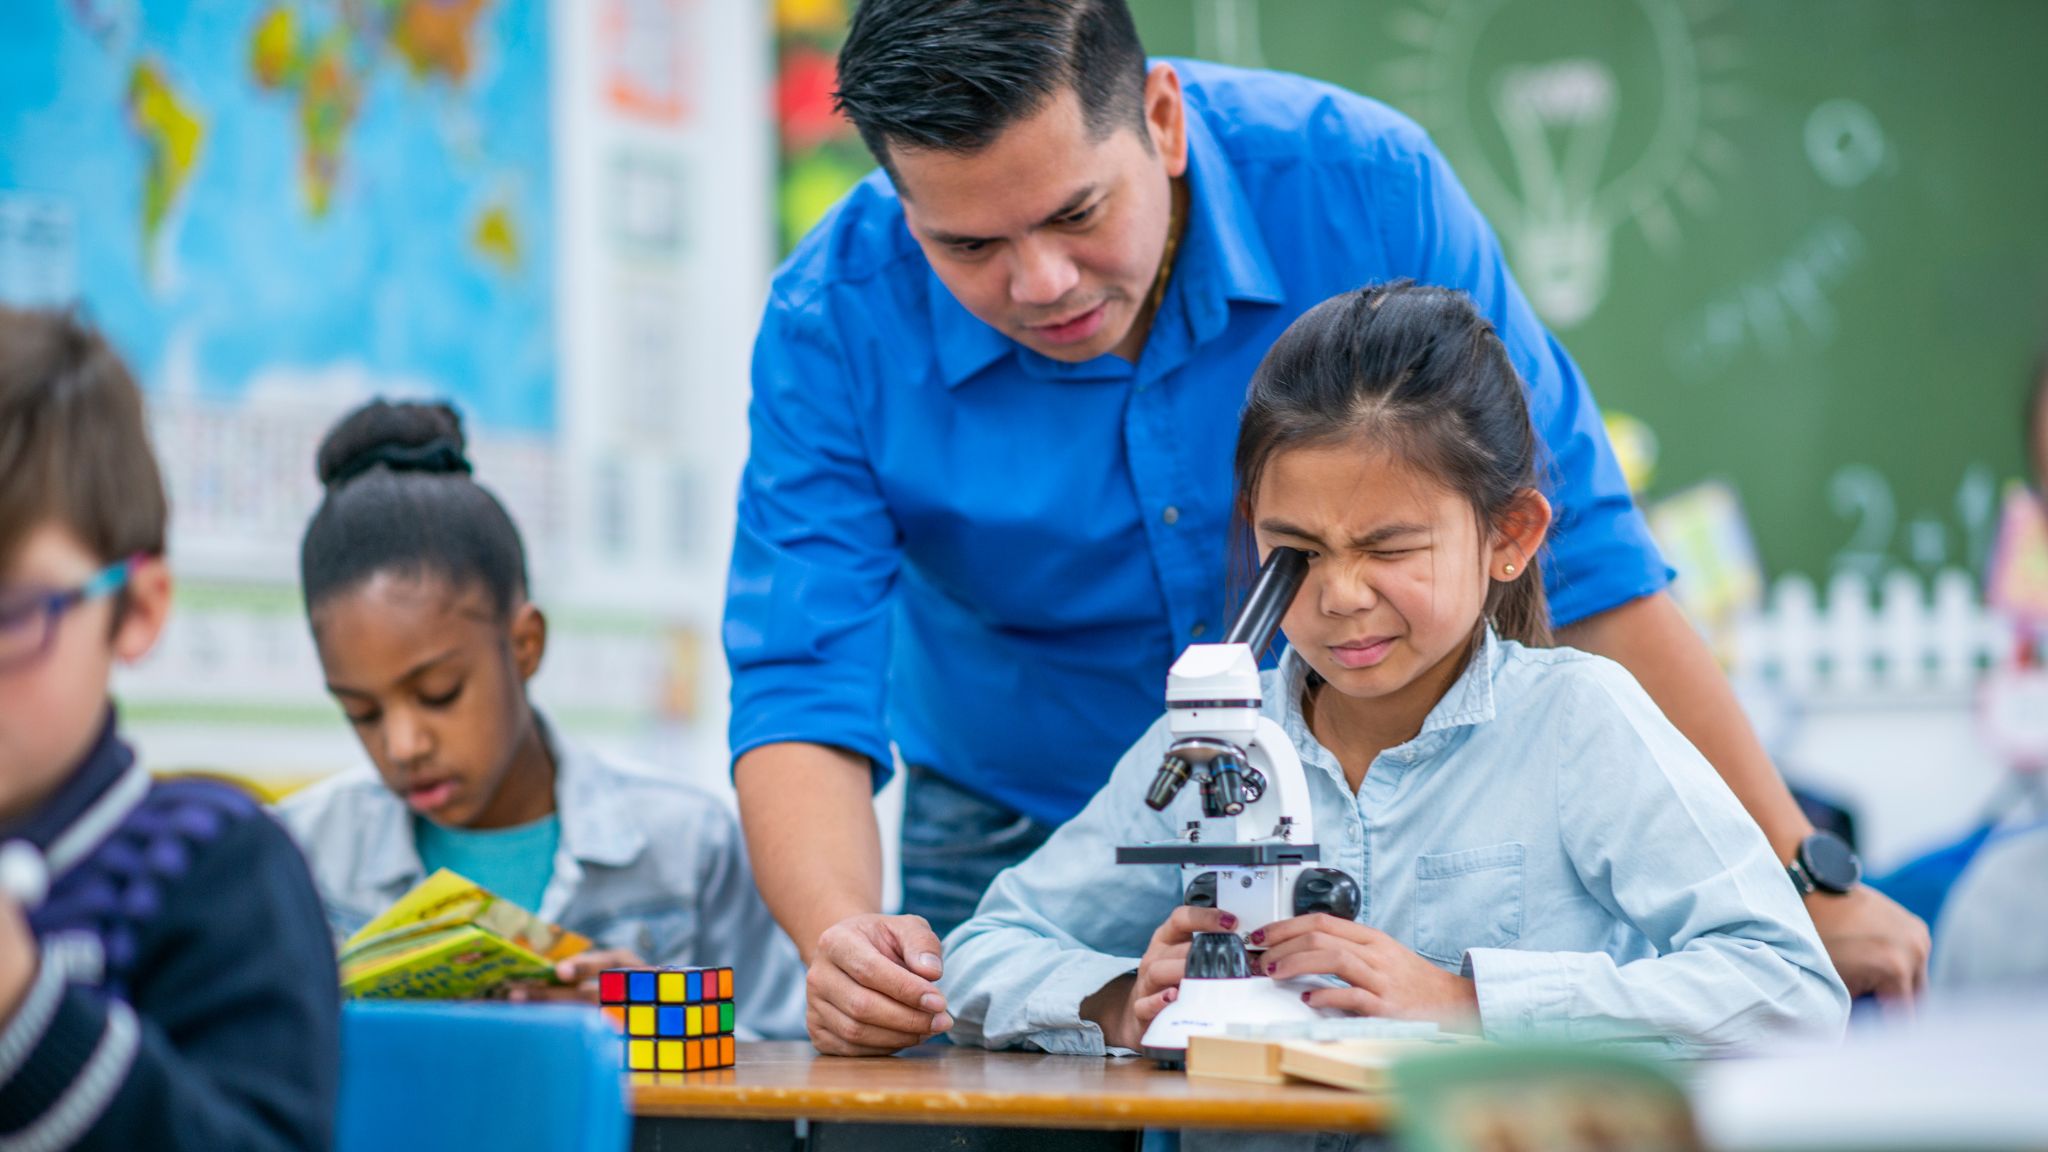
left=1234, top=281, right=1553, bottom=647
left=300, top=399, right=527, bottom=617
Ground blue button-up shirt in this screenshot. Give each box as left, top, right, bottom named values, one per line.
left=726, top=60, right=1669, bottom=825
left=941, top=633, right=1848, bottom=1058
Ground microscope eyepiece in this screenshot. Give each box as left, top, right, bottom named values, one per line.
left=1223, top=546, right=1310, bottom=657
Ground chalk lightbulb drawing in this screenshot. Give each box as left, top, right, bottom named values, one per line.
left=1382, top=0, right=1750, bottom=329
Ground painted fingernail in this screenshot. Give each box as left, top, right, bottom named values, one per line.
left=1301, top=992, right=1312, bottom=1003
left=920, top=993, right=947, bottom=1013
left=1249, top=929, right=1265, bottom=945
left=1219, top=913, right=1238, bottom=929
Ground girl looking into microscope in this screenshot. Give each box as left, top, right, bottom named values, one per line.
left=939, top=282, right=1847, bottom=1066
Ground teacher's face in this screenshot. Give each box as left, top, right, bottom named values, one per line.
left=890, top=64, right=1189, bottom=364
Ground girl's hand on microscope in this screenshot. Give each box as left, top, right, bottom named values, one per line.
left=1088, top=905, right=1239, bottom=1050
left=1252, top=913, right=1481, bottom=1032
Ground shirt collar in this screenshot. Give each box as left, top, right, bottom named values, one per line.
left=929, top=76, right=1286, bottom=390
left=355, top=712, right=647, bottom=892
left=1277, top=627, right=1503, bottom=777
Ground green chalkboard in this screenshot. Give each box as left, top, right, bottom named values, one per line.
left=1131, top=0, right=2048, bottom=581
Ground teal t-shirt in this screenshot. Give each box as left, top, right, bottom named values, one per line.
left=414, top=813, right=561, bottom=914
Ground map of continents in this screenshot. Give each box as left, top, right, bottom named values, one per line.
left=0, top=0, right=553, bottom=433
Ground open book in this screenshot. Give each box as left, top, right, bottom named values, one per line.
left=339, top=869, right=592, bottom=999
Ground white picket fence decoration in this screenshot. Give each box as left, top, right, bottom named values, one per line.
left=1729, top=568, right=2010, bottom=706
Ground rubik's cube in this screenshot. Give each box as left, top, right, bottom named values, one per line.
left=600, top=966, right=737, bottom=1072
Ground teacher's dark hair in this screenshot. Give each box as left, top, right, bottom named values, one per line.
left=300, top=399, right=528, bottom=618
left=833, top=0, right=1150, bottom=178
left=1234, top=281, right=1554, bottom=647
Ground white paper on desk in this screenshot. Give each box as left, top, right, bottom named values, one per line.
left=1693, top=994, right=2048, bottom=1151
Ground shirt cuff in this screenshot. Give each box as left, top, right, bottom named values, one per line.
left=1465, top=948, right=1574, bottom=1043
left=1017, top=953, right=1142, bottom=1056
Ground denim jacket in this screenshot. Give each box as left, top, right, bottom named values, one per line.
left=942, top=631, right=1849, bottom=1058
left=275, top=716, right=806, bottom=1039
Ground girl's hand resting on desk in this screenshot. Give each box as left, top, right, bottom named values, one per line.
left=502, top=947, right=649, bottom=1004
left=1253, top=913, right=1482, bottom=1032
left=1084, top=905, right=1239, bottom=1051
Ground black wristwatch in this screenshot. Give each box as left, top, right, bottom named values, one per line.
left=1786, top=831, right=1862, bottom=896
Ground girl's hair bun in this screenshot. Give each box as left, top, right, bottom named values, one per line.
left=314, top=399, right=471, bottom=490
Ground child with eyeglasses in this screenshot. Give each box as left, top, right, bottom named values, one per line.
left=0, top=307, right=339, bottom=1151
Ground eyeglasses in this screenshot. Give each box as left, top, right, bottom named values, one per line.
left=0, top=554, right=149, bottom=675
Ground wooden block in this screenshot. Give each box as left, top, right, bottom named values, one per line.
left=1187, top=1034, right=1288, bottom=1084
left=1275, top=1038, right=1467, bottom=1093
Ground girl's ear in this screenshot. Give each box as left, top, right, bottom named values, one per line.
left=1489, top=489, right=1553, bottom=581
left=509, top=602, right=547, bottom=684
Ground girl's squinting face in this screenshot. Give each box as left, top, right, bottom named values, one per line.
left=312, top=573, right=539, bottom=829
left=1253, top=442, right=1497, bottom=709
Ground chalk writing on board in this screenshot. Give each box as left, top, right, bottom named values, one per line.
left=1380, top=0, right=1750, bottom=330
left=1805, top=99, right=1888, bottom=190
left=1830, top=463, right=1999, bottom=579
left=1667, top=216, right=1866, bottom=381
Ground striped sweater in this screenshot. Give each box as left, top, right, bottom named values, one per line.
left=0, top=713, right=338, bottom=1151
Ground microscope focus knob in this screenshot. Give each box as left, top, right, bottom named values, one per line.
left=1292, top=868, right=1363, bottom=920
left=1183, top=871, right=1219, bottom=908
left=1185, top=931, right=1252, bottom=979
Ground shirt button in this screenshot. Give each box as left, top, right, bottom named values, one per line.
left=1162, top=506, right=1180, bottom=525
left=1191, top=622, right=1207, bottom=638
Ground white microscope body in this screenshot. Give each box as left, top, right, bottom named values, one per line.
left=1117, top=548, right=1362, bottom=1064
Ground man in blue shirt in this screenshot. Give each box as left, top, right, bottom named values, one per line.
left=726, top=0, right=1928, bottom=1056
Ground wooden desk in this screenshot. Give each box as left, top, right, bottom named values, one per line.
left=631, top=1041, right=1389, bottom=1152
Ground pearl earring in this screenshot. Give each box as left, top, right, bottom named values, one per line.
left=1503, top=564, right=1517, bottom=575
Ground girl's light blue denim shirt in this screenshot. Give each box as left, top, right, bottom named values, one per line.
left=941, top=630, right=1849, bottom=1057
left=275, top=714, right=808, bottom=1039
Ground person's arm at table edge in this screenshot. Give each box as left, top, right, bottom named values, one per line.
left=736, top=741, right=953, bottom=1054
left=1559, top=590, right=1931, bottom=999
left=734, top=741, right=885, bottom=963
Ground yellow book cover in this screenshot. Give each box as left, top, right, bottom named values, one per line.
left=339, top=869, right=592, bottom=1000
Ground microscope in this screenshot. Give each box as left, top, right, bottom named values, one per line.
left=1116, top=546, right=1363, bottom=1065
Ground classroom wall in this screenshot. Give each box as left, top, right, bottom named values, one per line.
left=0, top=1, right=772, bottom=800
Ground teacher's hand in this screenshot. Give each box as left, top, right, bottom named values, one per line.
left=1808, top=885, right=1929, bottom=1003
left=806, top=912, right=951, bottom=1056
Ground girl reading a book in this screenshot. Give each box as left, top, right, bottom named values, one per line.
left=940, top=284, right=1847, bottom=1093
left=277, top=400, right=805, bottom=1036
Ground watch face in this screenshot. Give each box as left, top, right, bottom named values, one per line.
left=1805, top=833, right=1861, bottom=891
